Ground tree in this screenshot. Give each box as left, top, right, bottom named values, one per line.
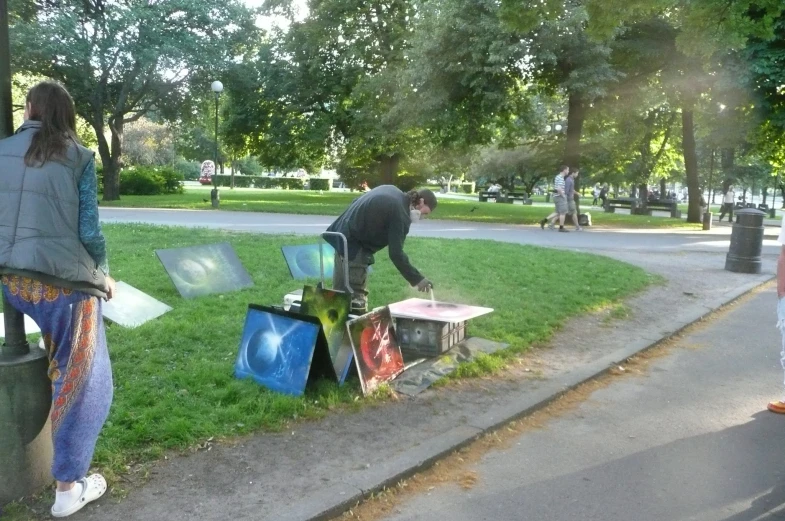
left=123, top=118, right=175, bottom=167
left=391, top=0, right=532, bottom=153
left=468, top=141, right=562, bottom=194
left=9, top=0, right=258, bottom=200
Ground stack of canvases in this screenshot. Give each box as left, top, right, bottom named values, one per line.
left=234, top=285, right=405, bottom=396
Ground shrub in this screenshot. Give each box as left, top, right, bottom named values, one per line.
left=120, top=167, right=165, bottom=195
left=158, top=167, right=185, bottom=194
left=461, top=182, right=475, bottom=194
left=233, top=156, right=263, bottom=176
left=395, top=174, right=427, bottom=193
left=212, top=175, right=305, bottom=190
left=309, top=178, right=331, bottom=191
left=231, top=176, right=255, bottom=188
left=119, top=166, right=183, bottom=195
left=174, top=158, right=201, bottom=181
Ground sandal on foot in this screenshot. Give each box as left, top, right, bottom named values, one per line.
left=51, top=474, right=107, bottom=518
left=767, top=401, right=785, bottom=414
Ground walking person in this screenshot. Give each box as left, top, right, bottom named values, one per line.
left=566, top=168, right=583, bottom=231
left=326, top=185, right=437, bottom=314
left=539, top=165, right=570, bottom=232
left=770, top=217, right=785, bottom=413
left=592, top=184, right=600, bottom=206
left=718, top=184, right=736, bottom=222
left=599, top=183, right=609, bottom=208
left=0, top=81, right=116, bottom=517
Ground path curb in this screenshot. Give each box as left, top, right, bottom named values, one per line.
left=286, top=274, right=774, bottom=521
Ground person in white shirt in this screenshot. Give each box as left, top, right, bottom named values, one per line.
left=770, top=215, right=785, bottom=413
left=719, top=185, right=736, bottom=222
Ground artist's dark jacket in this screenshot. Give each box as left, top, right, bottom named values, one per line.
left=326, top=185, right=424, bottom=285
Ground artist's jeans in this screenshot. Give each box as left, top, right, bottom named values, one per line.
left=333, top=249, right=373, bottom=313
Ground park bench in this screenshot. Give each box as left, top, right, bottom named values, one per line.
left=498, top=192, right=532, bottom=205
left=478, top=191, right=532, bottom=204
left=478, top=191, right=503, bottom=202
left=642, top=199, right=681, bottom=218
left=604, top=197, right=639, bottom=213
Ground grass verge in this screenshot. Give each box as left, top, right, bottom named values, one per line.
left=101, top=187, right=700, bottom=229
left=1, top=222, right=654, bottom=519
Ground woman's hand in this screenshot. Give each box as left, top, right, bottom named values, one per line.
left=106, top=276, right=116, bottom=301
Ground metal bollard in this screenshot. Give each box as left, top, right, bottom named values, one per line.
left=702, top=211, right=712, bottom=231
left=0, top=292, right=53, bottom=506
left=724, top=208, right=765, bottom=274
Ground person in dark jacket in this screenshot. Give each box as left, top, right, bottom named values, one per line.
left=326, top=185, right=437, bottom=313
left=0, top=81, right=115, bottom=518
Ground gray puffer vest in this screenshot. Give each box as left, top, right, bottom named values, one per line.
left=0, top=121, right=108, bottom=296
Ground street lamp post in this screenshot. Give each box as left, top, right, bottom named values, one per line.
left=209, top=81, right=223, bottom=208
left=0, top=0, right=54, bottom=505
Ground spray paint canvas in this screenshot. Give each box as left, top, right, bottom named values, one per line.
left=156, top=243, right=253, bottom=299
left=281, top=244, right=335, bottom=280
left=102, top=281, right=173, bottom=328
left=388, top=298, right=493, bottom=323
left=347, top=307, right=404, bottom=395
left=300, top=285, right=353, bottom=383
left=234, top=305, right=335, bottom=396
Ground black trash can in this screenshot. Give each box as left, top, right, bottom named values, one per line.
left=725, top=208, right=766, bottom=274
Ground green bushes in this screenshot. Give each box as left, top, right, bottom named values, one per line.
left=174, top=158, right=201, bottom=181
left=461, top=182, right=475, bottom=194
left=394, top=174, right=427, bottom=193
left=308, top=178, right=331, bottom=191
left=232, top=156, right=263, bottom=176
left=212, top=175, right=305, bottom=189
left=119, top=166, right=184, bottom=196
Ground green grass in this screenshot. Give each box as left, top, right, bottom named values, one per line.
left=1, top=222, right=656, bottom=518
left=101, top=187, right=700, bottom=229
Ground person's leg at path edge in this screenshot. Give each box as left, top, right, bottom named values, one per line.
left=1, top=275, right=112, bottom=517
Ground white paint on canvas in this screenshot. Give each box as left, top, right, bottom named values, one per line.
left=388, top=298, right=493, bottom=323
left=103, top=281, right=173, bottom=328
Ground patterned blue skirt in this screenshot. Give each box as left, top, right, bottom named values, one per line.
left=2, top=275, right=113, bottom=483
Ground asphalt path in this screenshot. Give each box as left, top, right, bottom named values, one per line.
left=382, top=286, right=785, bottom=521
left=99, top=207, right=783, bottom=256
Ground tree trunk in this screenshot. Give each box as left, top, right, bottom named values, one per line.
left=563, top=94, right=586, bottom=168
left=377, top=153, right=401, bottom=186
left=639, top=183, right=648, bottom=211
left=660, top=178, right=666, bottom=197
left=682, top=108, right=701, bottom=223
left=96, top=119, right=124, bottom=201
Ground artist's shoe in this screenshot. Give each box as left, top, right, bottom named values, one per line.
left=576, top=226, right=583, bottom=232
left=540, top=219, right=546, bottom=230
left=768, top=400, right=785, bottom=414
left=548, top=222, right=555, bottom=230
left=558, top=228, right=569, bottom=233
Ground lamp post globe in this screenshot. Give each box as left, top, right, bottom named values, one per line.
left=211, top=80, right=224, bottom=94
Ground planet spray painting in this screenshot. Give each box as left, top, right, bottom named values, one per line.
left=155, top=243, right=253, bottom=299
left=300, top=285, right=353, bottom=384
left=281, top=244, right=336, bottom=280
left=234, top=305, right=331, bottom=396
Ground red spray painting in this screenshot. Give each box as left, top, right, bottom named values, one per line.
left=347, top=307, right=404, bottom=395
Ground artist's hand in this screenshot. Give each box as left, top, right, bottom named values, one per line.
left=106, top=276, right=116, bottom=301
left=416, top=278, right=433, bottom=292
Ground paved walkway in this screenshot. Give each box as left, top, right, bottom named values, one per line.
left=99, top=207, right=783, bottom=256
left=383, top=286, right=785, bottom=521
